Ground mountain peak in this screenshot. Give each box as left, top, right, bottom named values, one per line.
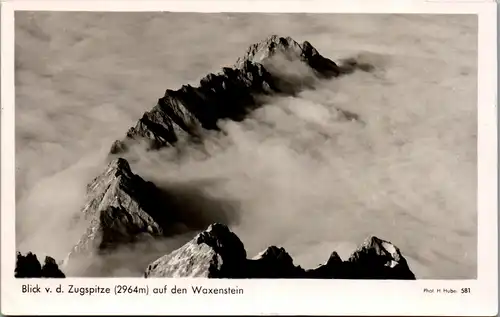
left=144, top=223, right=417, bottom=279
left=15, top=252, right=65, bottom=278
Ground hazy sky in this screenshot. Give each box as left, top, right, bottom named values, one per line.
left=15, top=12, right=477, bottom=278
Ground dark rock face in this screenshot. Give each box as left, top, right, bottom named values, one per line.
left=145, top=224, right=416, bottom=279
left=15, top=252, right=65, bottom=278
left=246, top=246, right=305, bottom=278
left=110, top=35, right=344, bottom=154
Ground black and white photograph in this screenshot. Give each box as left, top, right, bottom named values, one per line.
left=12, top=10, right=480, bottom=281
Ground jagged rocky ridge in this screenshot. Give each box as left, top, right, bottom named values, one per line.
left=145, top=224, right=416, bottom=279
left=67, top=35, right=371, bottom=263
left=110, top=35, right=364, bottom=154
left=63, top=158, right=233, bottom=268
left=66, top=158, right=170, bottom=258
left=16, top=35, right=412, bottom=279
left=15, top=252, right=65, bottom=278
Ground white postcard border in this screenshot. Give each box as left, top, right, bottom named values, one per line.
left=1, top=1, right=497, bottom=316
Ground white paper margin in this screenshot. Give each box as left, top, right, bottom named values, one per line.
left=1, top=1, right=497, bottom=316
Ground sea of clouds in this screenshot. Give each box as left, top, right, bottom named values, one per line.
left=15, top=12, right=477, bottom=278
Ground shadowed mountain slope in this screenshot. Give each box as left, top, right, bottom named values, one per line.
left=15, top=252, right=66, bottom=278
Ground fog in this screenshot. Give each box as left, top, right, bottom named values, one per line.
left=15, top=12, right=477, bottom=279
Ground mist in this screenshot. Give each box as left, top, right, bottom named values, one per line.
left=15, top=12, right=477, bottom=279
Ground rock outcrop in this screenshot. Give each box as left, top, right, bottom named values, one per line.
left=15, top=252, right=65, bottom=278
left=341, top=236, right=417, bottom=279
left=145, top=223, right=416, bottom=279
left=65, top=158, right=175, bottom=262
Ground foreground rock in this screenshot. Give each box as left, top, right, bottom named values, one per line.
left=110, top=35, right=350, bottom=154
left=145, top=223, right=416, bottom=279
left=15, top=252, right=65, bottom=278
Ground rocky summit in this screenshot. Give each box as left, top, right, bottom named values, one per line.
left=67, top=158, right=170, bottom=257
left=16, top=35, right=412, bottom=279
left=145, top=223, right=416, bottom=279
